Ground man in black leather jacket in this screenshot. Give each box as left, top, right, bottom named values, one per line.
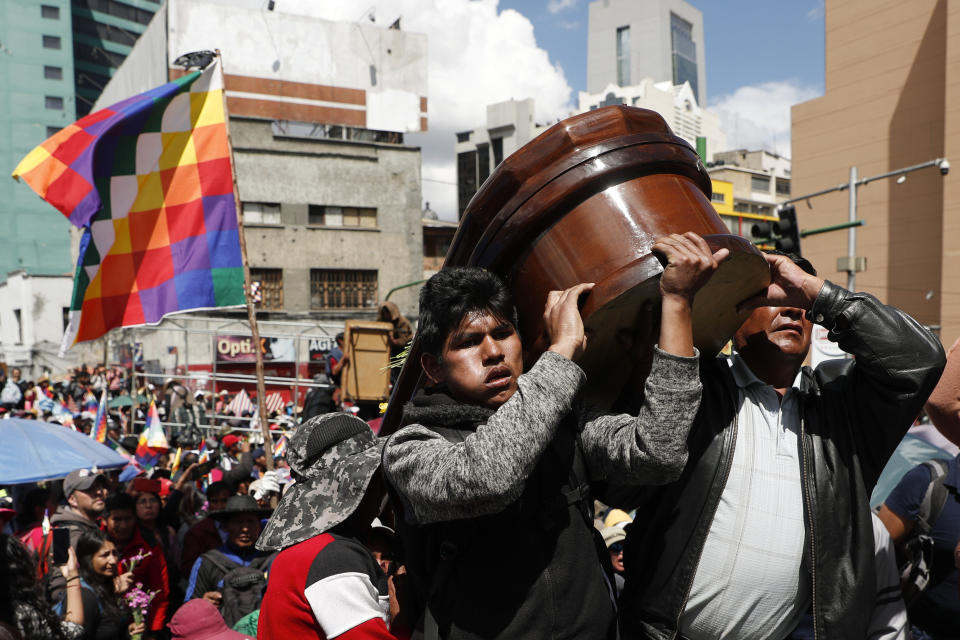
left=614, top=251, right=946, bottom=640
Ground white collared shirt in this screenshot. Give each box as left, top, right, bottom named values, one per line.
left=679, top=353, right=811, bottom=640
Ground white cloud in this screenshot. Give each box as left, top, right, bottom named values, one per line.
left=276, top=0, right=572, bottom=219
left=709, top=80, right=821, bottom=159
left=557, top=20, right=580, bottom=30
left=547, top=0, right=578, bottom=14
left=807, top=0, right=824, bottom=21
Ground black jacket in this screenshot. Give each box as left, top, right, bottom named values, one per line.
left=613, top=281, right=945, bottom=640
left=394, top=392, right=617, bottom=640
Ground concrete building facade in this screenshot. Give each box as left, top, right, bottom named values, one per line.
left=792, top=0, right=955, bottom=344
left=455, top=98, right=549, bottom=217
left=707, top=149, right=791, bottom=245
left=2, top=0, right=77, bottom=279
left=0, top=271, right=75, bottom=376
left=587, top=0, right=706, bottom=105
left=7, top=0, right=429, bottom=377
left=579, top=78, right=726, bottom=161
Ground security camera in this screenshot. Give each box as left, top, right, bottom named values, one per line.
left=939, top=159, right=950, bottom=176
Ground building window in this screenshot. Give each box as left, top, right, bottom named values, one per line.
left=308, top=205, right=376, bottom=228
left=491, top=137, right=504, bottom=166
left=457, top=150, right=478, bottom=218
left=42, top=35, right=61, bottom=49
left=456, top=131, right=471, bottom=143
left=44, top=65, right=63, bottom=80
left=45, top=96, right=64, bottom=110
left=249, top=268, right=283, bottom=310
left=41, top=5, right=60, bottom=18
left=670, top=13, right=698, bottom=102
left=242, top=202, right=281, bottom=225
left=47, top=126, right=61, bottom=137
left=310, top=269, right=378, bottom=310
left=776, top=177, right=791, bottom=196
left=711, top=192, right=725, bottom=203
left=616, top=26, right=630, bottom=86
left=751, top=175, right=771, bottom=192
left=13, top=309, right=22, bottom=345
left=477, top=143, right=491, bottom=186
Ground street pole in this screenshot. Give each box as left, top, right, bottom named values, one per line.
left=848, top=166, right=857, bottom=291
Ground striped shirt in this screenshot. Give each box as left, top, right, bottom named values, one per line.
left=679, top=353, right=811, bottom=640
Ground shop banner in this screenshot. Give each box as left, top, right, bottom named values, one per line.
left=215, top=335, right=295, bottom=363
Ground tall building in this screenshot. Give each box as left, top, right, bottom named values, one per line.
left=71, top=0, right=162, bottom=117
left=1, top=0, right=76, bottom=279
left=62, top=0, right=430, bottom=379
left=455, top=99, right=548, bottom=217
left=587, top=0, right=706, bottom=105
left=792, top=0, right=956, bottom=345
left=2, top=0, right=161, bottom=281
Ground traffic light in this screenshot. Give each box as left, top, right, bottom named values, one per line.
left=772, top=205, right=801, bottom=253
left=750, top=221, right=772, bottom=240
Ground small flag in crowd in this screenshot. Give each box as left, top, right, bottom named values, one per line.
left=91, top=389, right=108, bottom=443
left=11, top=56, right=246, bottom=355
left=135, top=401, right=169, bottom=468
left=273, top=434, right=288, bottom=459
left=264, top=392, right=284, bottom=415
left=171, top=447, right=182, bottom=474
left=226, top=388, right=253, bottom=416
left=83, top=392, right=99, bottom=413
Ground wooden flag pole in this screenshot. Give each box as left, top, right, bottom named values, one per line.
left=215, top=50, right=274, bottom=472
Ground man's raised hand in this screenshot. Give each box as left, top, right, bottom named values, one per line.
left=545, top=282, right=595, bottom=361
left=736, top=252, right=824, bottom=313
left=653, top=232, right=730, bottom=304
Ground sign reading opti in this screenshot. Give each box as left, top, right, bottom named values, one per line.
left=215, top=336, right=295, bottom=363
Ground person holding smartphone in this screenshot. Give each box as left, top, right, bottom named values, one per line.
left=57, top=529, right=142, bottom=640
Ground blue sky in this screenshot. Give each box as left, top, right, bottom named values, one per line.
left=497, top=0, right=825, bottom=101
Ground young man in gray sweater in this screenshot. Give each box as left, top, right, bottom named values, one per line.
left=382, top=232, right=727, bottom=640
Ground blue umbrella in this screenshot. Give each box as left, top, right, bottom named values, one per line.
left=0, top=417, right=129, bottom=484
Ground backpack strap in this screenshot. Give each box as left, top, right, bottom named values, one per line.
left=916, top=459, right=951, bottom=535
left=203, top=549, right=241, bottom=575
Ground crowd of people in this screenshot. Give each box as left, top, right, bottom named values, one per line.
left=4, top=236, right=960, bottom=639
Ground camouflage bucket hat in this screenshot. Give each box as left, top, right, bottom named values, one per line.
left=257, top=413, right=383, bottom=551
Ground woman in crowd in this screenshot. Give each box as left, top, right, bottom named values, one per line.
left=0, top=533, right=83, bottom=640
left=69, top=529, right=141, bottom=640
left=134, top=489, right=178, bottom=568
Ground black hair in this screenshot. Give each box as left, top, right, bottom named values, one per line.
left=417, top=267, right=519, bottom=357
left=766, top=249, right=817, bottom=277
left=104, top=492, right=136, bottom=516
left=75, top=530, right=123, bottom=619
left=0, top=533, right=67, bottom=640
left=205, top=481, right=233, bottom=499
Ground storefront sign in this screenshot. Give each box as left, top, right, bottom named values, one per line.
left=215, top=335, right=295, bottom=363
left=308, top=336, right=337, bottom=361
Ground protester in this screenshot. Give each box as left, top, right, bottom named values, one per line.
left=52, top=470, right=109, bottom=547
left=378, top=301, right=414, bottom=359
left=183, top=495, right=275, bottom=627
left=168, top=599, right=253, bottom=640
left=257, top=413, right=410, bottom=639
left=179, top=482, right=232, bottom=577
left=601, top=526, right=627, bottom=597
left=382, top=232, right=723, bottom=640
left=0, top=533, right=83, bottom=640
left=301, top=373, right=335, bottom=421
left=64, top=529, right=142, bottom=640
left=103, top=493, right=169, bottom=634
left=877, top=452, right=960, bottom=639
left=608, top=251, right=945, bottom=640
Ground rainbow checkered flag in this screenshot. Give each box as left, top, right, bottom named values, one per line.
left=12, top=56, right=245, bottom=355
left=90, top=389, right=108, bottom=443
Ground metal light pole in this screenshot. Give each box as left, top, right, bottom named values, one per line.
left=780, top=157, right=950, bottom=292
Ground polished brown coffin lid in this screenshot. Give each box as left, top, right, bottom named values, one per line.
left=381, top=106, right=770, bottom=432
